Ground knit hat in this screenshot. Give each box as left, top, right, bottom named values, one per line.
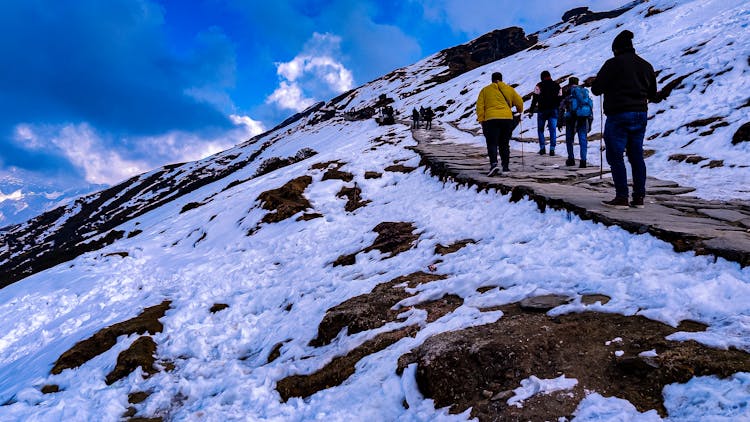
left=612, top=30, right=634, bottom=52
left=568, top=76, right=579, bottom=85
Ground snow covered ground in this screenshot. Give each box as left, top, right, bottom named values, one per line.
left=0, top=0, right=749, bottom=420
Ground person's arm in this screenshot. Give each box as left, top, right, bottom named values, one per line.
left=527, top=84, right=540, bottom=115
left=512, top=89, right=524, bottom=115
left=476, top=89, right=485, bottom=122
left=647, top=64, right=659, bottom=103
left=591, top=61, right=611, bottom=96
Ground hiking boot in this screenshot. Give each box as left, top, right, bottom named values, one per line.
left=502, top=166, right=510, bottom=172
left=487, top=166, right=500, bottom=177
left=538, top=148, right=546, bottom=155
left=630, top=197, right=645, bottom=209
left=579, top=159, right=587, bottom=168
left=565, top=158, right=576, bottom=166
left=602, top=197, right=630, bottom=210
left=549, top=149, right=555, bottom=156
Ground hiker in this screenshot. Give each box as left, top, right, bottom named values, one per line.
left=560, top=76, right=594, bottom=168
left=412, top=108, right=420, bottom=128
left=592, top=30, right=658, bottom=209
left=423, top=107, right=435, bottom=129
left=527, top=70, right=562, bottom=156
left=476, top=72, right=524, bottom=176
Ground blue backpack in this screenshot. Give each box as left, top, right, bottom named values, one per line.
left=568, top=86, right=593, bottom=118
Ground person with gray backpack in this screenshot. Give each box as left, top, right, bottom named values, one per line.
left=559, top=76, right=593, bottom=168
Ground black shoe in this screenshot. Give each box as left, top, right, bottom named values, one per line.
left=630, top=197, right=645, bottom=209
left=487, top=166, right=500, bottom=177
left=602, top=197, right=630, bottom=209
left=549, top=150, right=555, bottom=156
left=565, top=158, right=576, bottom=166
left=579, top=159, right=587, bottom=168
left=538, top=148, right=546, bottom=155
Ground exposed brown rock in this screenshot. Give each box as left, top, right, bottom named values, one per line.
left=364, top=171, right=382, bottom=179
left=322, top=169, right=354, bottom=182
left=278, top=326, right=419, bottom=401
left=257, top=176, right=313, bottom=224
left=384, top=165, right=417, bottom=173
left=310, top=272, right=447, bottom=346
left=209, top=303, right=229, bottom=313
left=267, top=342, right=285, bottom=364
left=336, top=185, right=371, bottom=212
left=296, top=212, right=323, bottom=221
left=364, top=222, right=419, bottom=257
left=732, top=122, right=750, bottom=145
left=128, top=391, right=150, bottom=404
left=397, top=306, right=750, bottom=420
left=435, top=239, right=476, bottom=255
left=105, top=336, right=159, bottom=385
left=51, top=301, right=171, bottom=375
left=41, top=385, right=59, bottom=394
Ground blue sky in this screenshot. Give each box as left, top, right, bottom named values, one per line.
left=0, top=0, right=625, bottom=192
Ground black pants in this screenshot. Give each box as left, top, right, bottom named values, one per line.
left=482, top=119, right=513, bottom=169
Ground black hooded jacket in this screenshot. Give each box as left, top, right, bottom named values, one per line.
left=591, top=50, right=657, bottom=115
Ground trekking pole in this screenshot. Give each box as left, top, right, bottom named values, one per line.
left=599, top=94, right=604, bottom=179
left=520, top=116, right=525, bottom=169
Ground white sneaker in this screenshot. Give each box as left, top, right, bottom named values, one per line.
left=487, top=166, right=500, bottom=177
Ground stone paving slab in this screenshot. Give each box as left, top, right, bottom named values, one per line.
left=410, top=123, right=750, bottom=266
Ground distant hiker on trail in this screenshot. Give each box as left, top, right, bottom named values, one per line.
left=423, top=107, right=435, bottom=129
left=527, top=70, right=562, bottom=156
left=560, top=76, right=593, bottom=168
left=412, top=108, right=420, bottom=129
left=476, top=72, right=524, bottom=176
left=592, top=30, right=658, bottom=209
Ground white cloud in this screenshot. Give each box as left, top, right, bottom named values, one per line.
left=0, top=189, right=24, bottom=203
left=266, top=81, right=316, bottom=112
left=229, top=114, right=265, bottom=136
left=267, top=32, right=354, bottom=112
left=52, top=124, right=151, bottom=185
left=12, top=115, right=265, bottom=186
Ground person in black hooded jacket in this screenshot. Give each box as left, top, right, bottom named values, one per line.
left=592, top=30, right=658, bottom=209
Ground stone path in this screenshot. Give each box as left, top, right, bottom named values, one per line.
left=410, top=122, right=750, bottom=267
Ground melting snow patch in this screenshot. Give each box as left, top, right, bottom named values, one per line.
left=506, top=375, right=578, bottom=408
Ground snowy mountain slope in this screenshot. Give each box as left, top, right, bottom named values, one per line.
left=1, top=0, right=749, bottom=420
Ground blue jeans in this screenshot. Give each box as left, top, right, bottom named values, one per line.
left=537, top=109, right=557, bottom=150
left=604, top=112, right=648, bottom=199
left=565, top=117, right=588, bottom=160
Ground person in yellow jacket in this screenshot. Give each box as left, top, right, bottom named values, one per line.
left=476, top=72, right=524, bottom=176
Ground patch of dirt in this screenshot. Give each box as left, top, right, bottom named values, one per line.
left=105, top=336, right=159, bottom=385
left=51, top=301, right=171, bottom=375
left=267, top=342, right=286, bottom=364
left=310, top=272, right=447, bottom=346
left=435, top=239, right=476, bottom=255
left=129, top=391, right=150, bottom=404
left=364, top=171, right=382, bottom=179
left=256, top=176, right=313, bottom=224
left=384, top=165, right=417, bottom=173
left=296, top=212, right=323, bottom=221
left=397, top=303, right=750, bottom=421
left=310, top=160, right=344, bottom=170
left=364, top=222, right=420, bottom=257
left=684, top=116, right=723, bottom=129
left=209, top=303, right=229, bottom=313
left=658, top=71, right=698, bottom=101
left=333, top=222, right=420, bottom=267
left=41, top=385, right=59, bottom=394
left=277, top=326, right=419, bottom=401
left=253, top=148, right=317, bottom=178
left=702, top=160, right=724, bottom=168
left=732, top=122, right=750, bottom=145
left=337, top=185, right=371, bottom=212
left=685, top=155, right=707, bottom=164
left=322, top=169, right=354, bottom=182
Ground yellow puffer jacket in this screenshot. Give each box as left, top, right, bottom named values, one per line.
left=476, top=82, right=524, bottom=122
